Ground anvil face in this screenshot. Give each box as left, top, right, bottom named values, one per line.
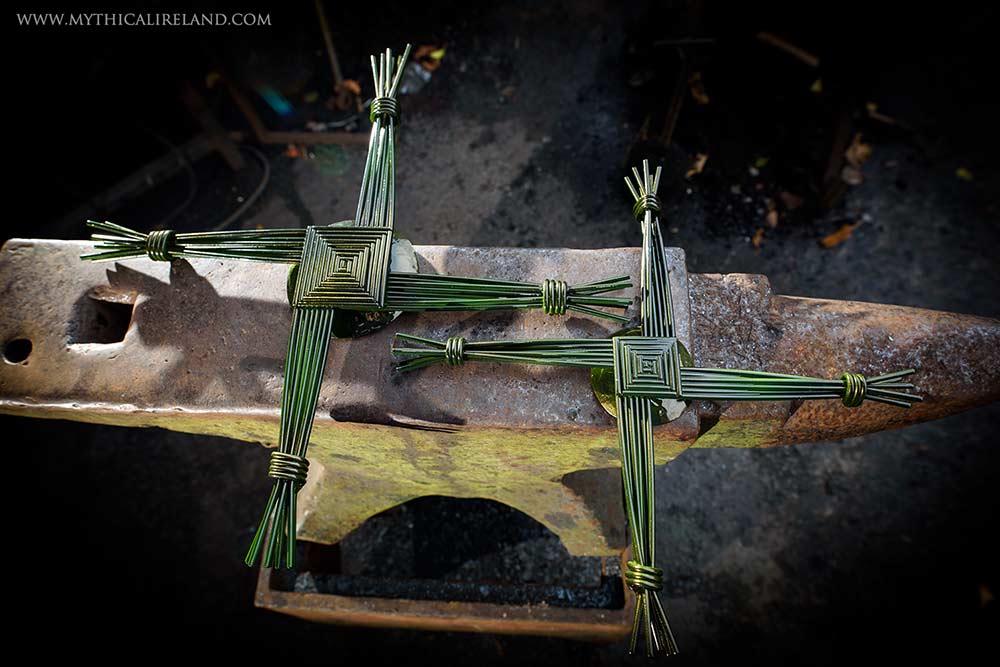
left=613, top=336, right=682, bottom=399
left=291, top=226, right=393, bottom=309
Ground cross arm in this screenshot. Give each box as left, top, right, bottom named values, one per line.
left=391, top=335, right=921, bottom=408
left=82, top=222, right=632, bottom=321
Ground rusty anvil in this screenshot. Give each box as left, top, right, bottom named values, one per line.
left=1, top=238, right=998, bottom=638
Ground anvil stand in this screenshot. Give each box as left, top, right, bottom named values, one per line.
left=1, top=238, right=997, bottom=640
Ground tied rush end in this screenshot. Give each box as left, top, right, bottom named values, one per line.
left=444, top=336, right=466, bottom=366
left=632, top=193, right=661, bottom=221
left=268, top=451, right=309, bottom=486
left=625, top=560, right=664, bottom=592
left=370, top=96, right=400, bottom=123
left=841, top=372, right=867, bottom=407
left=145, top=229, right=176, bottom=262
left=541, top=279, right=568, bottom=316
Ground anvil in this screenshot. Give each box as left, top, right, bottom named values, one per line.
left=2, top=237, right=997, bottom=556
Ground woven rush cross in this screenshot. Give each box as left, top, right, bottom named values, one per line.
left=391, top=161, right=923, bottom=657
left=80, top=45, right=634, bottom=569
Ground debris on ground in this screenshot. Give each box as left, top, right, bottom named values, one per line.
left=810, top=78, right=823, bottom=93
left=765, top=198, right=779, bottom=227
left=841, top=133, right=873, bottom=186
left=685, top=153, right=709, bottom=179
left=865, top=102, right=898, bottom=126
left=331, top=79, right=363, bottom=112
left=399, top=61, right=433, bottom=95
left=755, top=31, right=820, bottom=67
left=414, top=45, right=446, bottom=72
left=956, top=167, right=974, bottom=181
left=751, top=227, right=765, bottom=248
left=313, top=145, right=349, bottom=175
left=340, top=79, right=361, bottom=96
left=628, top=68, right=656, bottom=87
left=845, top=133, right=872, bottom=168
left=779, top=191, right=804, bottom=210
left=688, top=71, right=710, bottom=105
left=841, top=166, right=864, bottom=186
left=255, top=85, right=294, bottom=116
left=820, top=220, right=860, bottom=248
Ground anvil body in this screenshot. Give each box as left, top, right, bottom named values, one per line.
left=1, top=239, right=997, bottom=555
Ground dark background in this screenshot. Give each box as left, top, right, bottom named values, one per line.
left=5, top=1, right=998, bottom=664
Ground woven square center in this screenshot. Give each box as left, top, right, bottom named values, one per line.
left=613, top=336, right=681, bottom=398
left=292, top=226, right=392, bottom=308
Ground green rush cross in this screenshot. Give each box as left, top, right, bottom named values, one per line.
left=391, top=160, right=922, bottom=657
left=80, top=45, right=634, bottom=569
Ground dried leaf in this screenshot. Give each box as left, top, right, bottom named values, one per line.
left=414, top=44, right=446, bottom=72
left=688, top=72, right=710, bottom=105
left=340, top=79, right=362, bottom=96
left=754, top=156, right=769, bottom=169
left=956, top=167, right=974, bottom=181
left=845, top=132, right=872, bottom=168
left=810, top=78, right=823, bottom=93
left=866, top=101, right=897, bottom=125
left=685, top=153, right=709, bottom=179
left=751, top=227, right=765, bottom=248
left=779, top=191, right=804, bottom=210
left=756, top=31, right=820, bottom=68
left=821, top=221, right=859, bottom=248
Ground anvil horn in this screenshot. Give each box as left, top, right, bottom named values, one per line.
left=687, top=273, right=1000, bottom=446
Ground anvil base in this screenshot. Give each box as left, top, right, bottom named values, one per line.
left=255, top=551, right=636, bottom=641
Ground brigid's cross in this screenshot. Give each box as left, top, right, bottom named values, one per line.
left=81, top=45, right=632, bottom=569
left=391, top=161, right=922, bottom=657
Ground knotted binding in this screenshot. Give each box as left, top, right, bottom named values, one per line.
left=541, top=279, right=568, bottom=315
left=841, top=372, right=867, bottom=407
left=369, top=96, right=400, bottom=123
left=268, top=451, right=309, bottom=486
left=145, top=229, right=176, bottom=262
left=444, top=336, right=466, bottom=366
left=632, top=192, right=661, bottom=221
left=625, top=560, right=664, bottom=592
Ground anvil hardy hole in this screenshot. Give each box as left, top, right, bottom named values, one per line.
left=68, top=292, right=135, bottom=344
left=2, top=338, right=32, bottom=364
left=270, top=496, right=626, bottom=609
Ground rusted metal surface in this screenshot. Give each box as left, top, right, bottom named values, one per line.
left=687, top=273, right=1000, bottom=448
left=2, top=239, right=998, bottom=558
left=254, top=551, right=636, bottom=641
